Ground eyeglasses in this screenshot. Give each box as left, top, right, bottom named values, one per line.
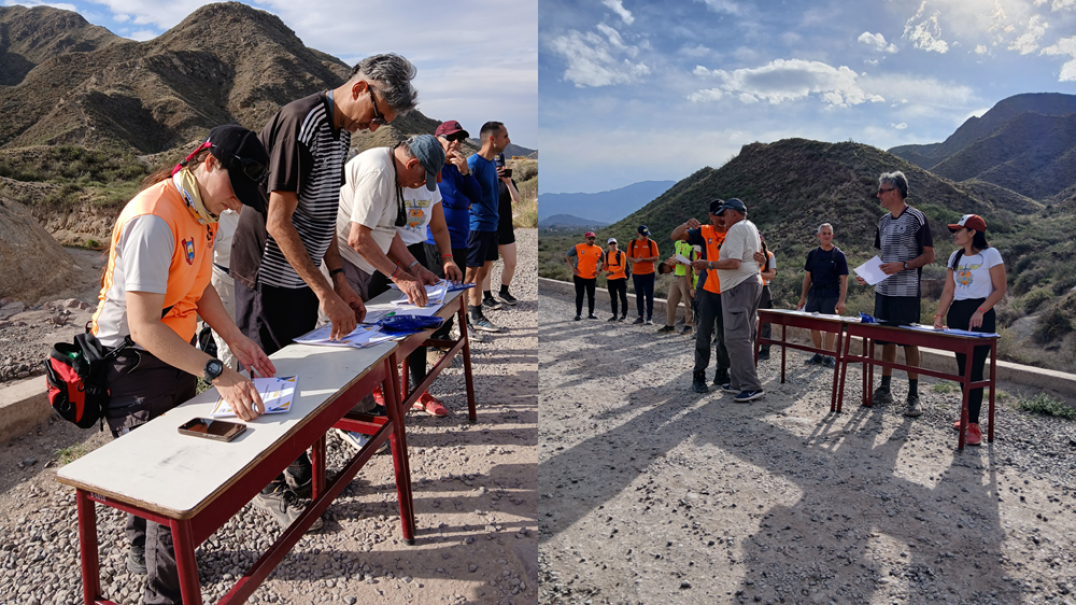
left=368, top=87, right=387, bottom=126
left=878, top=187, right=895, bottom=194
left=443, top=133, right=467, bottom=143
left=214, top=145, right=267, bottom=183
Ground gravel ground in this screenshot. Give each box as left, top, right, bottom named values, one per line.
left=0, top=230, right=538, bottom=605
left=538, top=290, right=1076, bottom=605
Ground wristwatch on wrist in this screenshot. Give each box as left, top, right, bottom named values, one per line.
left=204, top=358, right=224, bottom=383
left=903, top=261, right=909, bottom=270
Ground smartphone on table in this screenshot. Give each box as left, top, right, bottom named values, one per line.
left=177, top=418, right=246, bottom=442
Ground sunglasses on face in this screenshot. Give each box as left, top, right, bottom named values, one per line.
left=214, top=145, right=267, bottom=183
left=878, top=187, right=895, bottom=194
left=368, top=87, right=387, bottom=126
left=444, top=133, right=467, bottom=143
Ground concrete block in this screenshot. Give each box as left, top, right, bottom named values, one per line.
left=0, top=376, right=53, bottom=444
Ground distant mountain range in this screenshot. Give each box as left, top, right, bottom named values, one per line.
left=537, top=214, right=610, bottom=229
left=538, top=180, right=676, bottom=225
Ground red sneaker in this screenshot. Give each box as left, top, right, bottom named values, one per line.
left=953, top=419, right=962, bottom=431
left=373, top=385, right=386, bottom=407
left=412, top=391, right=449, bottom=417
left=966, top=423, right=982, bottom=446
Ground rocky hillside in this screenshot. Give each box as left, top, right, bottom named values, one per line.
left=0, top=195, right=77, bottom=304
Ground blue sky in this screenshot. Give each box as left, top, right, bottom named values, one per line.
left=540, top=0, right=1076, bottom=194
left=6, top=0, right=538, bottom=149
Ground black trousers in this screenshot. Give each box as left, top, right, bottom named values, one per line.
left=424, top=243, right=467, bottom=341
left=947, top=298, right=996, bottom=424
left=759, top=284, right=773, bottom=350
left=694, top=288, right=730, bottom=376
left=573, top=275, right=596, bottom=315
left=105, top=349, right=197, bottom=605
left=632, top=273, right=655, bottom=319
left=608, top=278, right=628, bottom=317
left=370, top=243, right=431, bottom=392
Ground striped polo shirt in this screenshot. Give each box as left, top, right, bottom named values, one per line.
left=873, top=205, right=933, bottom=298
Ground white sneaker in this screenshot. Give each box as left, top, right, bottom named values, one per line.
left=334, top=428, right=389, bottom=454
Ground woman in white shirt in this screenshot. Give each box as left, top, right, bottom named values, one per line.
left=932, top=214, right=1006, bottom=446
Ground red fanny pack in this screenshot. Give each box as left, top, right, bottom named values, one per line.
left=44, top=332, right=128, bottom=430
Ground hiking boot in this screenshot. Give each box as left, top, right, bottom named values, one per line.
left=805, top=353, right=824, bottom=366
left=471, top=314, right=505, bottom=333
left=823, top=356, right=836, bottom=369
left=607, top=315, right=618, bottom=322
left=619, top=314, right=627, bottom=322
left=657, top=325, right=676, bottom=333
left=692, top=372, right=708, bottom=393
left=632, top=317, right=645, bottom=325
left=872, top=386, right=894, bottom=404
left=681, top=326, right=693, bottom=336
left=965, top=422, right=982, bottom=446
left=904, top=395, right=922, bottom=417
left=126, top=543, right=147, bottom=576
left=734, top=389, right=766, bottom=403
left=412, top=391, right=449, bottom=417
left=587, top=314, right=599, bottom=320
left=253, top=485, right=324, bottom=532
left=498, top=290, right=518, bottom=306
left=720, top=383, right=738, bottom=394
left=334, top=428, right=389, bottom=455
left=482, top=295, right=504, bottom=310
left=713, top=370, right=730, bottom=386
left=284, top=457, right=313, bottom=499
left=573, top=315, right=582, bottom=321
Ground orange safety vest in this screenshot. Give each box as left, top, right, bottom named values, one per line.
left=604, top=249, right=627, bottom=280
left=92, top=180, right=217, bottom=344
left=701, top=225, right=726, bottom=295
left=761, top=250, right=774, bottom=286
left=573, top=242, right=604, bottom=279
left=629, top=238, right=658, bottom=275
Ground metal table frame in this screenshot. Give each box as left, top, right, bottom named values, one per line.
left=755, top=309, right=852, bottom=411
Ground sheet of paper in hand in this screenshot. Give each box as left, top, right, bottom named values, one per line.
left=211, top=376, right=298, bottom=418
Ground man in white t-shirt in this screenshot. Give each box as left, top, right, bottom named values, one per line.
left=711, top=198, right=765, bottom=402
left=334, top=135, right=458, bottom=429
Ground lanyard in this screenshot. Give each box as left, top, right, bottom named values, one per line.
left=389, top=148, right=405, bottom=227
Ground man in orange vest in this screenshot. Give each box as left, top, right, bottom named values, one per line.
left=566, top=231, right=604, bottom=320
left=627, top=225, right=660, bottom=324
left=672, top=199, right=731, bottom=393
left=602, top=237, right=629, bottom=321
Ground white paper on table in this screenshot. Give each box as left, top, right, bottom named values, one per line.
left=294, top=323, right=395, bottom=348
left=392, top=283, right=447, bottom=307
left=854, top=256, right=889, bottom=286
left=674, top=254, right=692, bottom=265
left=211, top=376, right=297, bottom=418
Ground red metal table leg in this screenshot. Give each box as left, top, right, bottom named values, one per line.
left=958, top=342, right=975, bottom=450
left=384, top=355, right=416, bottom=543
left=171, top=518, right=202, bottom=605
left=989, top=340, right=997, bottom=442
left=458, top=299, right=477, bottom=423
left=780, top=324, right=787, bottom=384
left=311, top=434, right=326, bottom=501
left=76, top=489, right=103, bottom=605
left=835, top=328, right=852, bottom=413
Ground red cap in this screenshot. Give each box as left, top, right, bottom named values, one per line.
left=584, top=231, right=596, bottom=238
left=435, top=120, right=470, bottom=139
left=948, top=214, right=987, bottom=233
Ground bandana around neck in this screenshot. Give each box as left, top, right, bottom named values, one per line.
left=172, top=167, right=217, bottom=225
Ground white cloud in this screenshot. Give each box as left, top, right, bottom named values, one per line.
left=890, top=122, right=908, bottom=129
left=113, top=12, right=130, bottom=22
left=694, top=0, right=744, bottom=16
left=127, top=29, right=157, bottom=41
left=1009, top=14, right=1048, bottom=54
left=547, top=28, right=650, bottom=88
left=601, top=0, right=634, bottom=25
left=1040, top=35, right=1076, bottom=81
left=1041, top=0, right=1076, bottom=10
left=903, top=1, right=950, bottom=53
left=975, top=44, right=988, bottom=54
left=4, top=0, right=79, bottom=12
left=858, top=32, right=898, bottom=53
left=678, top=43, right=712, bottom=58
left=689, top=59, right=885, bottom=107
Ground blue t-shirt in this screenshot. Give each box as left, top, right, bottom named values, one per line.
left=804, top=246, right=849, bottom=298
left=427, top=163, right=481, bottom=249
left=467, top=154, right=499, bottom=232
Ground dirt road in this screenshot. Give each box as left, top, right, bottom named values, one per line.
left=538, top=290, right=1076, bottom=605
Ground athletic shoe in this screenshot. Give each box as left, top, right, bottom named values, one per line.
left=471, top=314, right=505, bottom=333
left=618, top=315, right=627, bottom=323
left=952, top=419, right=964, bottom=431
left=734, top=390, right=765, bottom=403
left=713, top=370, right=730, bottom=387
left=805, top=353, right=824, bottom=366
left=657, top=325, right=676, bottom=333
left=681, top=326, right=693, bottom=336
left=872, top=387, right=894, bottom=404
left=573, top=315, right=582, bottom=321
left=904, top=395, right=922, bottom=417
left=757, top=348, right=769, bottom=360
left=253, top=485, right=324, bottom=532
left=692, top=372, right=708, bottom=393
left=482, top=295, right=504, bottom=310
left=632, top=317, right=645, bottom=324
left=413, top=391, right=449, bottom=417
left=607, top=316, right=618, bottom=322
left=587, top=314, right=599, bottom=320
left=720, top=383, right=738, bottom=394
left=372, top=385, right=386, bottom=407
left=645, top=318, right=654, bottom=325
left=823, top=356, right=836, bottom=369
left=965, top=422, right=982, bottom=446
left=334, top=428, right=389, bottom=455
left=126, top=544, right=147, bottom=576
left=498, top=290, right=519, bottom=306
left=284, top=457, right=313, bottom=498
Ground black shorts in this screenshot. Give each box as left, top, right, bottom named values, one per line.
left=497, top=198, right=516, bottom=245
left=804, top=293, right=838, bottom=314
left=874, top=294, right=921, bottom=343
left=466, top=230, right=499, bottom=268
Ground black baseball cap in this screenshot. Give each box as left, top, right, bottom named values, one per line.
left=716, top=198, right=747, bottom=215
left=206, top=125, right=269, bottom=213
left=708, top=199, right=725, bottom=214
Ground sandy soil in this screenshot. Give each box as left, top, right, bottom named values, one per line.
left=538, top=290, right=1076, bottom=605
left=0, top=231, right=539, bottom=605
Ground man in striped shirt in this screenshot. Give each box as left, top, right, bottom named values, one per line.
left=855, top=171, right=935, bottom=417
left=229, top=54, right=418, bottom=528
